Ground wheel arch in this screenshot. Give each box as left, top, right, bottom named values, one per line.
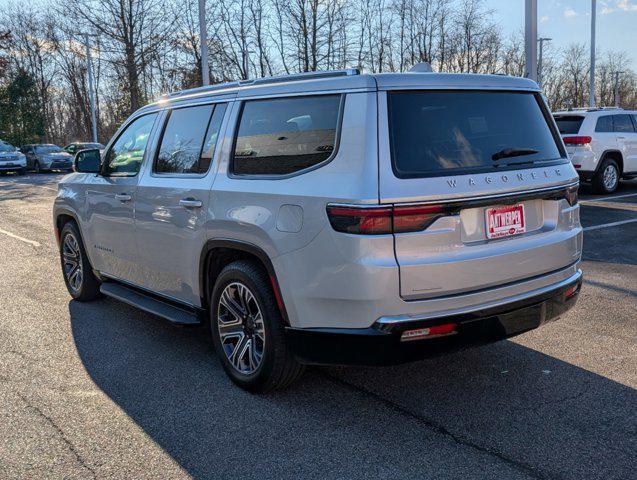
left=597, top=149, right=624, bottom=174
left=199, top=239, right=289, bottom=325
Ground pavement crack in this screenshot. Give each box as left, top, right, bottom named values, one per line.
left=16, top=393, right=97, bottom=479
left=319, top=370, right=561, bottom=480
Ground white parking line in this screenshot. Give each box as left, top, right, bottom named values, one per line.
left=588, top=192, right=637, bottom=202
left=583, top=218, right=637, bottom=232
left=0, top=227, right=41, bottom=247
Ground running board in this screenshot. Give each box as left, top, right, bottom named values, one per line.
left=100, top=282, right=201, bottom=325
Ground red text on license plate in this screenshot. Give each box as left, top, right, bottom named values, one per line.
left=485, top=204, right=526, bottom=239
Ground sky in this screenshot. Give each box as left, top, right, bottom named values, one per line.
left=1, top=0, right=636, bottom=71
left=486, top=0, right=637, bottom=70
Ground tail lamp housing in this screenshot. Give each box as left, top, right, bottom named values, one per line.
left=326, top=204, right=450, bottom=235
left=562, top=136, right=592, bottom=145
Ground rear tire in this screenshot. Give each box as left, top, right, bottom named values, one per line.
left=593, top=158, right=619, bottom=194
left=210, top=260, right=304, bottom=392
left=59, top=222, right=102, bottom=301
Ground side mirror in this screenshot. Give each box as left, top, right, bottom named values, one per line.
left=74, top=148, right=101, bottom=173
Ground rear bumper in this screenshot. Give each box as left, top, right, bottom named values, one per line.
left=286, top=269, right=582, bottom=366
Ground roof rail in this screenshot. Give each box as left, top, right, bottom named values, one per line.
left=161, top=69, right=360, bottom=100
left=567, top=106, right=623, bottom=112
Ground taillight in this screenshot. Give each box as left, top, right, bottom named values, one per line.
left=563, top=136, right=592, bottom=145
left=327, top=204, right=451, bottom=235
left=326, top=205, right=393, bottom=234
left=565, top=185, right=579, bottom=206
left=393, top=204, right=446, bottom=233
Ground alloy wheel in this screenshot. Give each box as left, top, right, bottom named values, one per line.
left=603, top=164, right=618, bottom=191
left=217, top=282, right=265, bottom=375
left=62, top=233, right=83, bottom=293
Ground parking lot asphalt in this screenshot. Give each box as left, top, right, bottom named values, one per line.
left=0, top=173, right=635, bottom=480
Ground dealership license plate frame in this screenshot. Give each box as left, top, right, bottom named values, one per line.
left=485, top=204, right=526, bottom=240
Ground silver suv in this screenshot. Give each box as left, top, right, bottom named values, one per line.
left=54, top=69, right=583, bottom=391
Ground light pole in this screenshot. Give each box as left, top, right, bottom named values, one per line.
left=612, top=71, right=624, bottom=107
left=198, top=0, right=210, bottom=86
left=537, top=37, right=552, bottom=89
left=82, top=34, right=98, bottom=143
left=525, top=0, right=538, bottom=82
left=589, top=0, right=597, bottom=108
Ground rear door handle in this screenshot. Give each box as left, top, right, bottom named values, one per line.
left=617, top=136, right=626, bottom=140
left=179, top=198, right=203, bottom=209
left=115, top=193, right=132, bottom=202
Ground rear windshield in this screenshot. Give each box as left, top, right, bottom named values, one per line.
left=388, top=90, right=564, bottom=178
left=554, top=115, right=584, bottom=134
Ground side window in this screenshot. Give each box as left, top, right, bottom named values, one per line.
left=154, top=103, right=226, bottom=175
left=104, top=113, right=158, bottom=176
left=232, top=95, right=341, bottom=176
left=613, top=114, right=635, bottom=133
left=595, top=115, right=613, bottom=133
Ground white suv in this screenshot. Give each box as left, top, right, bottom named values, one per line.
left=553, top=107, right=637, bottom=193
left=54, top=69, right=583, bottom=391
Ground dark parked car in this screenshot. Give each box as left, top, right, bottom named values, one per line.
left=21, top=144, right=74, bottom=173
left=63, top=142, right=105, bottom=156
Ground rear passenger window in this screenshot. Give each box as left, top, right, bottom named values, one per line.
left=232, top=95, right=341, bottom=176
left=155, top=103, right=226, bottom=174
left=595, top=115, right=613, bottom=132
left=613, top=114, right=635, bottom=133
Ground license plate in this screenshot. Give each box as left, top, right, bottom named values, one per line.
left=485, top=204, right=526, bottom=239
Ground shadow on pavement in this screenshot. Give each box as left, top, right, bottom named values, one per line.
left=69, top=299, right=636, bottom=480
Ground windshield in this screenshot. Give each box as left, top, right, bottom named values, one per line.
left=36, top=145, right=62, bottom=154
left=388, top=90, right=564, bottom=178
left=0, top=143, right=16, bottom=152
left=83, top=143, right=105, bottom=149
left=554, top=115, right=584, bottom=134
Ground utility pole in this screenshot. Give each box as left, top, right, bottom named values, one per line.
left=537, top=37, right=552, bottom=88
left=613, top=71, right=624, bottom=107
left=83, top=34, right=98, bottom=143
left=589, top=0, right=597, bottom=108
left=525, top=0, right=538, bottom=82
left=198, top=0, right=210, bottom=86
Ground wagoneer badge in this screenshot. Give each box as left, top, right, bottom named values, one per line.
left=447, top=168, right=562, bottom=188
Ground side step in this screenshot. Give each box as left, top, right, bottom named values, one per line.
left=100, top=282, right=201, bottom=325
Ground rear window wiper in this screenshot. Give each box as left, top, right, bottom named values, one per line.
left=491, top=148, right=539, bottom=161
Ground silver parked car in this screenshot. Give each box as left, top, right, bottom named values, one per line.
left=21, top=144, right=74, bottom=173
left=53, top=68, right=583, bottom=391
left=0, top=141, right=27, bottom=174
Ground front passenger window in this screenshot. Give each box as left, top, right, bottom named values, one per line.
left=104, top=113, right=158, bottom=176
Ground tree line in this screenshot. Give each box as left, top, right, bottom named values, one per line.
left=0, top=0, right=635, bottom=147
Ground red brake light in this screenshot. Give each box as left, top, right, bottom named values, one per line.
left=326, top=205, right=393, bottom=234
left=563, top=136, right=592, bottom=145
left=393, top=204, right=446, bottom=233
left=327, top=204, right=449, bottom=235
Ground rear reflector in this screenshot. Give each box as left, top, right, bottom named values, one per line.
left=563, top=136, right=592, bottom=145
left=401, top=323, right=458, bottom=342
left=565, top=284, right=579, bottom=299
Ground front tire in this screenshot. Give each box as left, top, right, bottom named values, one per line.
left=593, top=158, right=620, bottom=194
left=210, top=260, right=304, bottom=392
left=59, top=222, right=101, bottom=301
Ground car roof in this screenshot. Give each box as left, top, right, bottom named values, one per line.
left=141, top=70, right=540, bottom=114
left=553, top=108, right=636, bottom=116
